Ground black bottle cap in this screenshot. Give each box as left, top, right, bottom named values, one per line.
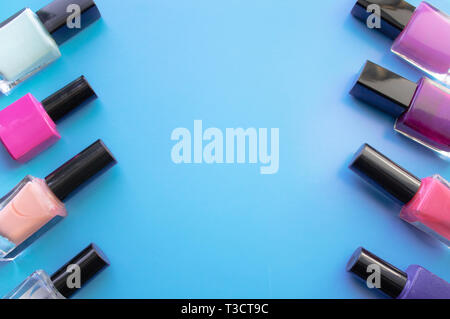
left=41, top=76, right=97, bottom=123
left=347, top=247, right=407, bottom=298
left=45, top=140, right=116, bottom=201
left=350, top=61, right=417, bottom=118
left=349, top=144, right=421, bottom=205
left=51, top=243, right=109, bottom=298
left=351, top=0, right=416, bottom=39
left=36, top=0, right=101, bottom=46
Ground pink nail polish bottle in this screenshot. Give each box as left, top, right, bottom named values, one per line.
left=0, top=76, right=96, bottom=162
left=352, top=1, right=450, bottom=85
left=350, top=144, right=450, bottom=246
left=0, top=140, right=116, bottom=260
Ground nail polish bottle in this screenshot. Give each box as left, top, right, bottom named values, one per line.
left=0, top=140, right=116, bottom=261
left=0, top=0, right=101, bottom=95
left=350, top=144, right=450, bottom=246
left=351, top=1, right=450, bottom=85
left=347, top=247, right=450, bottom=299
left=0, top=76, right=97, bottom=162
left=3, top=243, right=109, bottom=299
left=350, top=61, right=450, bottom=157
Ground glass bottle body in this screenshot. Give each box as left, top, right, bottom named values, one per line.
left=3, top=270, right=65, bottom=299
left=397, top=265, right=450, bottom=299
left=0, top=9, right=61, bottom=95
left=0, top=94, right=60, bottom=162
left=400, top=175, right=450, bottom=246
left=394, top=77, right=450, bottom=157
left=391, top=2, right=450, bottom=85
left=0, top=176, right=67, bottom=261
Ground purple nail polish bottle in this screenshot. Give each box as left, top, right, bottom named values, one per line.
left=352, top=1, right=450, bottom=85
left=347, top=247, right=450, bottom=299
left=350, top=61, right=450, bottom=157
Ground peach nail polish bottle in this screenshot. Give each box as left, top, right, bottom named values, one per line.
left=0, top=140, right=116, bottom=260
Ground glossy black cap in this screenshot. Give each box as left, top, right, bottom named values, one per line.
left=45, top=140, right=116, bottom=201
left=349, top=144, right=421, bottom=205
left=347, top=247, right=407, bottom=298
left=37, top=0, right=101, bottom=46
left=350, top=61, right=417, bottom=118
left=351, top=0, right=416, bottom=39
left=42, top=76, right=97, bottom=123
left=51, top=243, right=109, bottom=298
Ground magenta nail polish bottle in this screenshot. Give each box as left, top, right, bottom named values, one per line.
left=350, top=61, right=450, bottom=157
left=0, top=76, right=96, bottom=162
left=352, top=1, right=450, bottom=85
left=347, top=247, right=450, bottom=299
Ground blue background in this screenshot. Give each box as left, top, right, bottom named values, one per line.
left=0, top=0, right=449, bottom=299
